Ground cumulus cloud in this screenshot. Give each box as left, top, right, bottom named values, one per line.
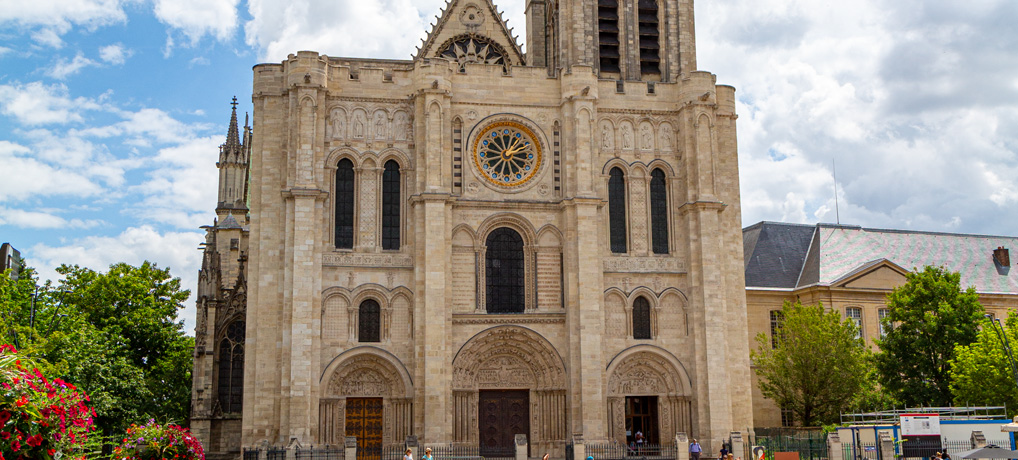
left=28, top=226, right=205, bottom=331
left=696, top=0, right=1018, bottom=235
left=0, top=0, right=132, bottom=48
left=98, top=43, right=131, bottom=65
left=0, top=140, right=104, bottom=201
left=243, top=0, right=526, bottom=62
left=46, top=52, right=99, bottom=79
left=128, top=136, right=220, bottom=229
left=155, top=0, right=239, bottom=50
left=0, top=207, right=103, bottom=229
left=0, top=82, right=102, bottom=125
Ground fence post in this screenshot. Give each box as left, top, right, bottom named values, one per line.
left=516, top=434, right=529, bottom=460
left=345, top=436, right=358, bottom=460
left=405, top=435, right=418, bottom=460
left=971, top=431, right=987, bottom=448
left=677, top=433, right=690, bottom=460
left=827, top=432, right=843, bottom=460
left=878, top=432, right=894, bottom=460
left=731, top=432, right=744, bottom=460
left=572, top=435, right=586, bottom=460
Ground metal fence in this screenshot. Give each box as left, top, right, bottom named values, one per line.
left=268, top=447, right=287, bottom=460
left=844, top=438, right=1015, bottom=460
left=587, top=442, right=677, bottom=460
left=296, top=446, right=347, bottom=460
left=244, top=449, right=260, bottom=460
left=753, top=430, right=828, bottom=460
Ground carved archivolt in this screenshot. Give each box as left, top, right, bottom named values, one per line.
left=452, top=326, right=567, bottom=391
left=606, top=349, right=690, bottom=397
left=323, top=352, right=410, bottom=398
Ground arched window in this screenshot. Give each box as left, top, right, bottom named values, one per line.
left=217, top=320, right=245, bottom=413
left=597, top=0, right=620, bottom=74
left=637, top=0, right=660, bottom=76
left=359, top=299, right=381, bottom=342
left=335, top=159, right=355, bottom=249
left=608, top=167, right=627, bottom=253
left=650, top=168, right=668, bottom=254
left=382, top=160, right=401, bottom=250
left=486, top=227, right=525, bottom=313
left=633, top=297, right=651, bottom=339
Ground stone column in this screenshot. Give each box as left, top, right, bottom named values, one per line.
left=878, top=432, right=894, bottom=460
left=827, top=432, right=843, bottom=460
left=676, top=434, right=690, bottom=460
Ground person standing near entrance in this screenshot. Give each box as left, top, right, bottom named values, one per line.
left=423, top=448, right=433, bottom=460
left=404, top=448, right=413, bottom=460
left=690, top=439, right=702, bottom=460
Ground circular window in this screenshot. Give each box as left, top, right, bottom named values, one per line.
left=472, top=120, right=542, bottom=188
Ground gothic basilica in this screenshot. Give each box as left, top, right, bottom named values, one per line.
left=191, top=0, right=752, bottom=457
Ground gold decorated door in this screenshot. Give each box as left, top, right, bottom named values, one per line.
left=346, top=398, right=383, bottom=460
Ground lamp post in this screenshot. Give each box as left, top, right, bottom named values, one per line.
left=986, top=314, right=1018, bottom=393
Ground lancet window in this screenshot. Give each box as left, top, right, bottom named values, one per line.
left=485, top=227, right=525, bottom=313
left=217, top=320, right=245, bottom=413
left=633, top=297, right=651, bottom=339
left=382, top=160, right=401, bottom=250
left=609, top=167, right=627, bottom=253
left=359, top=299, right=381, bottom=343
left=335, top=159, right=355, bottom=249
left=650, top=168, right=668, bottom=254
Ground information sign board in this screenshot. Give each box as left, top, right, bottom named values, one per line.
left=900, top=413, right=941, bottom=436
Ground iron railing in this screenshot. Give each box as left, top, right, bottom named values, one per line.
left=295, top=446, right=346, bottom=460
left=587, top=442, right=677, bottom=460
left=754, top=430, right=828, bottom=460
left=268, top=447, right=287, bottom=460
left=243, top=448, right=260, bottom=460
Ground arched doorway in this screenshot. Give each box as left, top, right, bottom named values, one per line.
left=451, top=326, right=568, bottom=456
left=606, top=347, right=694, bottom=446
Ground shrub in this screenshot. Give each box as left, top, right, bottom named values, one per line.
left=113, top=421, right=205, bottom=460
left=0, top=344, right=96, bottom=460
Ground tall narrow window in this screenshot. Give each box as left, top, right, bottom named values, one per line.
left=769, top=310, right=784, bottom=349
left=217, top=320, right=245, bottom=413
left=637, top=0, right=660, bottom=76
left=382, top=160, right=401, bottom=250
left=878, top=308, right=889, bottom=338
left=359, top=299, right=381, bottom=342
left=597, top=0, right=620, bottom=73
left=486, top=227, right=525, bottom=313
left=650, top=168, right=668, bottom=254
left=846, top=307, right=863, bottom=339
left=633, top=296, right=651, bottom=339
left=335, top=159, right=355, bottom=249
left=609, top=167, right=627, bottom=253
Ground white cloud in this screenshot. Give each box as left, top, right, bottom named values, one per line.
left=98, top=43, right=130, bottom=65
left=0, top=0, right=132, bottom=48
left=46, top=52, right=99, bottom=79
left=28, top=226, right=205, bottom=332
left=155, top=0, right=239, bottom=47
left=0, top=207, right=103, bottom=229
left=129, top=136, right=220, bottom=229
left=0, top=46, right=12, bottom=57
left=0, top=140, right=105, bottom=201
left=0, top=81, right=102, bottom=125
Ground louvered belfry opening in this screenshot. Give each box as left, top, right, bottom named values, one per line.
left=598, top=0, right=621, bottom=74
left=637, top=0, right=660, bottom=76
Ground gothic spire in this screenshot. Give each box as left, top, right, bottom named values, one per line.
left=222, top=96, right=242, bottom=163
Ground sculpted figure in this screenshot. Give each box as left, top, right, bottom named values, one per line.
left=601, top=125, right=613, bottom=150
left=622, top=125, right=633, bottom=149
left=641, top=124, right=653, bottom=149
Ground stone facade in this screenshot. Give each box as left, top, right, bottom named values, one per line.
left=193, top=0, right=752, bottom=457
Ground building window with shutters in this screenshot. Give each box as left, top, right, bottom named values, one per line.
left=608, top=167, right=627, bottom=253
left=769, top=310, right=784, bottom=349
left=359, top=299, right=381, bottom=343
left=846, top=307, right=863, bottom=339
left=650, top=168, right=668, bottom=254
left=633, top=296, right=652, bottom=339
left=335, top=158, right=355, bottom=249
left=486, top=227, right=526, bottom=314
left=381, top=160, right=401, bottom=250
left=597, top=0, right=621, bottom=74
left=636, top=0, right=660, bottom=77
left=217, top=320, right=245, bottom=413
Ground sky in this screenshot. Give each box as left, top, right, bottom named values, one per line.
left=1, top=0, right=1016, bottom=333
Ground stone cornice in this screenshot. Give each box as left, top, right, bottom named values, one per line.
left=323, top=252, right=414, bottom=268
left=678, top=200, right=726, bottom=215
left=451, top=312, right=566, bottom=325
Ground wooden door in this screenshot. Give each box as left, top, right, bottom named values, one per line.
left=346, top=398, right=383, bottom=460
left=479, top=390, right=529, bottom=458
left=625, top=396, right=659, bottom=446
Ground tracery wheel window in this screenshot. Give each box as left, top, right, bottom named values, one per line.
left=218, top=320, right=245, bottom=413
left=475, top=122, right=541, bottom=187
left=485, top=227, right=525, bottom=313
left=359, top=299, right=381, bottom=343
left=439, top=34, right=511, bottom=73
left=633, top=297, right=651, bottom=339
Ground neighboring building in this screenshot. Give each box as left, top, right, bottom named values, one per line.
left=191, top=0, right=754, bottom=457
left=0, top=243, right=22, bottom=279
left=744, top=221, right=1018, bottom=428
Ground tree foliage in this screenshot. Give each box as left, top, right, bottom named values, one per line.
left=949, top=312, right=1018, bottom=413
left=0, top=261, right=193, bottom=438
left=751, top=300, right=871, bottom=426
left=874, top=265, right=984, bottom=407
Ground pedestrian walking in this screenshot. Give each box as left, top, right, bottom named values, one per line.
left=404, top=448, right=413, bottom=460
left=423, top=448, right=433, bottom=460
left=690, top=439, right=703, bottom=460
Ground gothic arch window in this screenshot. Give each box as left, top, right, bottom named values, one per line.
left=486, top=227, right=525, bottom=313
left=359, top=299, right=381, bottom=343
left=335, top=158, right=355, bottom=249
left=650, top=168, right=668, bottom=254
left=608, top=167, right=627, bottom=253
left=597, top=0, right=621, bottom=74
left=633, top=297, right=651, bottom=339
left=382, top=160, right=401, bottom=250
left=636, top=0, right=660, bottom=76
left=218, top=320, right=245, bottom=413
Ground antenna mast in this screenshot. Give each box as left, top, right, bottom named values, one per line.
left=833, top=158, right=840, bottom=225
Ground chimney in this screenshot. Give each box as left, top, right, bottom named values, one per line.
left=994, top=246, right=1010, bottom=267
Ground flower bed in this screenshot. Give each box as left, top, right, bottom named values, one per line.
left=113, top=421, right=205, bottom=460
left=0, top=344, right=96, bottom=460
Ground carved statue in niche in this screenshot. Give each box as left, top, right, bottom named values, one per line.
left=621, top=124, right=633, bottom=149
left=661, top=129, right=672, bottom=151
left=329, top=109, right=345, bottom=140
left=641, top=124, right=653, bottom=150
left=373, top=113, right=387, bottom=140
left=352, top=112, right=366, bottom=138
left=393, top=112, right=409, bottom=140
left=601, top=124, right=613, bottom=150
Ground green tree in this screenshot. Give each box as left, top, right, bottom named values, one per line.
left=751, top=300, right=871, bottom=426
left=949, top=312, right=1018, bottom=413
left=874, top=265, right=984, bottom=407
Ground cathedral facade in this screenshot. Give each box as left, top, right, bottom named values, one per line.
left=192, top=0, right=752, bottom=457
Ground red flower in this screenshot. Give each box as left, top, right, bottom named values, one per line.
left=0, top=410, right=10, bottom=424
left=10, top=439, right=20, bottom=451
left=14, top=395, right=28, bottom=407
left=1, top=431, right=10, bottom=440
left=26, top=434, right=42, bottom=447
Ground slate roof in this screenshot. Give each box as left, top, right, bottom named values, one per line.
left=743, top=222, right=1018, bottom=294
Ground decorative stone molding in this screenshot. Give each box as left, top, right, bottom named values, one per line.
left=323, top=252, right=413, bottom=267
left=452, top=326, right=566, bottom=391
left=603, top=256, right=685, bottom=273
left=451, top=313, right=565, bottom=325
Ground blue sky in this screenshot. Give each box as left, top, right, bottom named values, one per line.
left=1, top=0, right=1017, bottom=333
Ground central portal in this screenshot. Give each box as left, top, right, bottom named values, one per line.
left=479, top=390, right=529, bottom=458
left=346, top=398, right=383, bottom=460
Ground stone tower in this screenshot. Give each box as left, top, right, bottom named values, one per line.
left=197, top=0, right=753, bottom=456
left=192, top=98, right=251, bottom=460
